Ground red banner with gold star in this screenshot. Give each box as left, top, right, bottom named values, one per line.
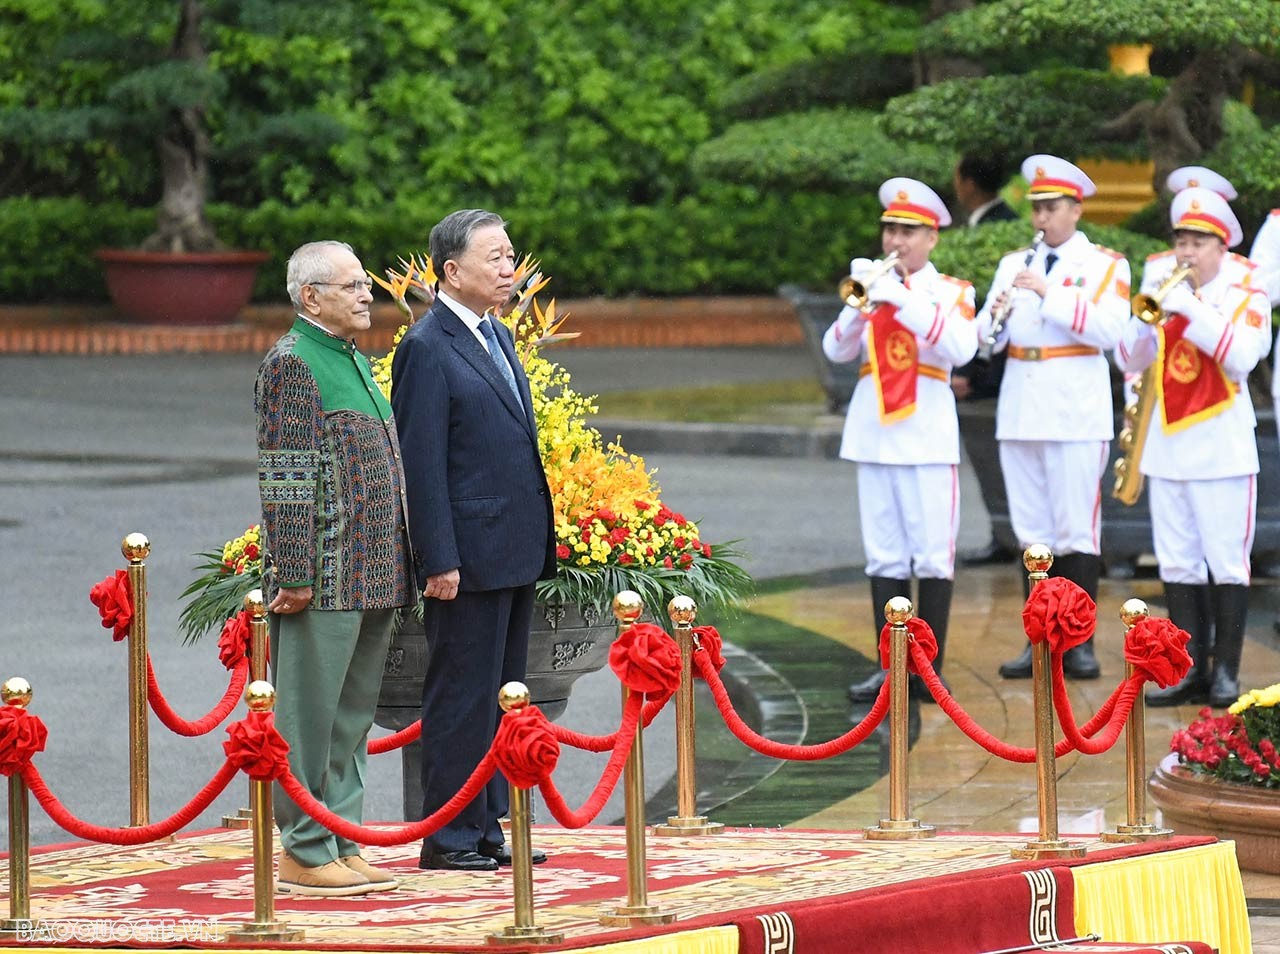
left=1156, top=314, right=1234, bottom=433
left=865, top=303, right=919, bottom=423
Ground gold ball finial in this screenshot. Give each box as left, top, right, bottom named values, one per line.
left=244, top=680, right=276, bottom=712
left=667, top=595, right=697, bottom=625
left=498, top=681, right=531, bottom=712
left=121, top=532, right=151, bottom=562
left=884, top=596, right=914, bottom=625
left=1023, top=544, right=1053, bottom=575
left=2, top=677, right=33, bottom=708
left=1120, top=598, right=1150, bottom=629
left=244, top=589, right=266, bottom=617
left=612, top=590, right=644, bottom=625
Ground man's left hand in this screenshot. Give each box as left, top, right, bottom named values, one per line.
left=270, top=586, right=313, bottom=614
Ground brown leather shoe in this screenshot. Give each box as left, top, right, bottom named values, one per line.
left=340, top=854, right=399, bottom=891
left=277, top=852, right=375, bottom=897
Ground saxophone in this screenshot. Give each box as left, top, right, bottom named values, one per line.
left=1111, top=263, right=1197, bottom=505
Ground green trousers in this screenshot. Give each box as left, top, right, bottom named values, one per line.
left=269, top=607, right=395, bottom=868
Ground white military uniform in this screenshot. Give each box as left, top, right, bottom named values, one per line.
left=978, top=230, right=1130, bottom=555
left=1252, top=210, right=1280, bottom=423
left=823, top=260, right=978, bottom=578
left=1116, top=188, right=1272, bottom=586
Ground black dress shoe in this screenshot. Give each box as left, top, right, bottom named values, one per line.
left=478, top=842, right=548, bottom=866
left=847, top=670, right=887, bottom=703
left=998, top=645, right=1033, bottom=679
left=1062, top=641, right=1100, bottom=680
left=420, top=849, right=498, bottom=872
left=960, top=540, right=1017, bottom=567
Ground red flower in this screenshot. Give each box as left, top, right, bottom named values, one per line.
left=223, top=711, right=290, bottom=781
left=877, top=617, right=939, bottom=675
left=702, top=542, right=712, bottom=557
left=634, top=500, right=650, bottom=511
left=663, top=556, right=674, bottom=569
left=89, top=570, right=133, bottom=642
left=243, top=543, right=260, bottom=559
left=0, top=706, right=48, bottom=776
left=596, top=508, right=617, bottom=523
left=217, top=610, right=253, bottom=671
left=608, top=527, right=630, bottom=545
left=674, top=536, right=687, bottom=548
left=556, top=544, right=570, bottom=560
left=1021, top=577, right=1095, bottom=653
left=619, top=553, right=634, bottom=565
left=609, top=623, right=681, bottom=695
left=581, top=528, right=592, bottom=543
left=679, top=552, right=694, bottom=567
left=492, top=705, right=560, bottom=789
left=673, top=513, right=687, bottom=527
left=1123, top=617, right=1193, bottom=688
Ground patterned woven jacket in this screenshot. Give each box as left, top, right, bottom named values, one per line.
left=255, top=317, right=414, bottom=610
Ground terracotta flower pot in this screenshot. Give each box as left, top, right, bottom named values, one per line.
left=1148, top=752, right=1280, bottom=874
left=96, top=248, right=269, bottom=325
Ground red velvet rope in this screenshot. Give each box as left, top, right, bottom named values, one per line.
left=21, top=761, right=240, bottom=845
left=537, top=691, right=644, bottom=828
left=910, top=644, right=1131, bottom=761
left=368, top=720, right=422, bottom=754
left=146, top=656, right=249, bottom=737
left=277, top=756, right=496, bottom=846
left=1052, top=666, right=1143, bottom=755
left=546, top=691, right=671, bottom=752
left=696, top=651, right=889, bottom=759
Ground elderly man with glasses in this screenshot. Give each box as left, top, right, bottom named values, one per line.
left=255, top=240, right=415, bottom=896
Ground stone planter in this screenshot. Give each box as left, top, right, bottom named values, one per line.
left=96, top=248, right=269, bottom=325
left=1148, top=752, right=1280, bottom=874
left=373, top=600, right=617, bottom=819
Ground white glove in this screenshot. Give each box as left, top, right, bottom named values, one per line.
left=849, top=257, right=876, bottom=282
left=868, top=274, right=908, bottom=307
left=1160, top=284, right=1198, bottom=319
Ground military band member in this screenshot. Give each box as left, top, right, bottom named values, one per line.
left=823, top=178, right=978, bottom=703
left=979, top=155, right=1131, bottom=681
left=1253, top=208, right=1280, bottom=307
left=1142, top=167, right=1256, bottom=297
left=1117, top=188, right=1272, bottom=708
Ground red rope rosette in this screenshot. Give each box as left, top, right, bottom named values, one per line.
left=223, top=711, right=291, bottom=781
left=89, top=570, right=133, bottom=642
left=695, top=650, right=889, bottom=759
left=0, top=705, right=48, bottom=776
left=148, top=656, right=249, bottom=737
left=610, top=622, right=681, bottom=696
left=369, top=720, right=422, bottom=754
left=692, top=625, right=726, bottom=676
left=492, top=705, right=560, bottom=789
left=217, top=610, right=253, bottom=671
left=1124, top=617, right=1193, bottom=688
left=1022, top=577, right=1095, bottom=653
left=877, top=617, right=939, bottom=674
left=538, top=690, right=643, bottom=828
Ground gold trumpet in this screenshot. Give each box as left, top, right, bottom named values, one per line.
left=1131, top=262, right=1196, bottom=325
left=838, top=251, right=900, bottom=311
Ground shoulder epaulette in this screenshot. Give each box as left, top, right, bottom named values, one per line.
left=938, top=273, right=973, bottom=290
left=1270, top=209, right=1280, bottom=218
left=1094, top=244, right=1125, bottom=260
left=1228, top=251, right=1257, bottom=270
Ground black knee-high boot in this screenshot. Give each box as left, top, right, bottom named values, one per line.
left=1209, top=584, right=1250, bottom=708
left=1058, top=552, right=1102, bottom=679
left=912, top=577, right=953, bottom=703
left=848, top=576, right=911, bottom=702
left=1146, top=582, right=1211, bottom=707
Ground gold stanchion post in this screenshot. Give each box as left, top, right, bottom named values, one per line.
left=653, top=595, right=723, bottom=837
left=599, top=591, right=676, bottom=927
left=225, top=680, right=303, bottom=943
left=0, top=678, right=45, bottom=942
left=488, top=681, right=564, bottom=946
left=1012, top=545, right=1086, bottom=860
left=224, top=589, right=266, bottom=829
left=122, top=532, right=151, bottom=828
left=1102, top=598, right=1172, bottom=843
left=865, top=597, right=936, bottom=840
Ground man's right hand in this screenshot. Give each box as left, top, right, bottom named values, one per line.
left=423, top=569, right=460, bottom=601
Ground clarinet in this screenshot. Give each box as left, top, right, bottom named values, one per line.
left=984, top=230, right=1045, bottom=347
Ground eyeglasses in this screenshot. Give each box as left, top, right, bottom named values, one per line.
left=310, top=279, right=375, bottom=294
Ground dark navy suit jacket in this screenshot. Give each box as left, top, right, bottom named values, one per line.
left=390, top=299, right=555, bottom=591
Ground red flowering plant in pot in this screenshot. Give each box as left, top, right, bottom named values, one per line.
left=1170, top=684, right=1280, bottom=788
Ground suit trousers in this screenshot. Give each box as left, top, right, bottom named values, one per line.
left=269, top=606, right=396, bottom=868
left=420, top=583, right=535, bottom=853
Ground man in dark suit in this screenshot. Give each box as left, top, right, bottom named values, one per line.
left=951, top=153, right=1020, bottom=566
left=391, top=209, right=557, bottom=872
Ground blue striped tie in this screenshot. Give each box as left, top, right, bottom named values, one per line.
left=479, top=318, right=521, bottom=401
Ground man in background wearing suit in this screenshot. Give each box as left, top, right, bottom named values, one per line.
left=391, top=209, right=557, bottom=872
left=952, top=153, right=1020, bottom=566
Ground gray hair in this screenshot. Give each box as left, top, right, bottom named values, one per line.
left=429, top=210, right=507, bottom=277
left=286, top=240, right=356, bottom=309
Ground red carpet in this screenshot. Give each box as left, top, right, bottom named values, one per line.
left=3, top=827, right=1223, bottom=952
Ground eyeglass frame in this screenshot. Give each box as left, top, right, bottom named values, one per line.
left=307, top=279, right=375, bottom=294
